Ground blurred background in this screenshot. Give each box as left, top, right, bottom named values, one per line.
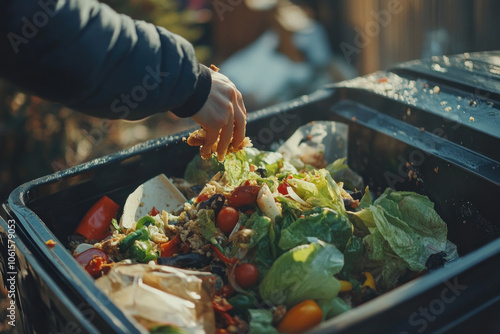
left=1, top=0, right=500, bottom=202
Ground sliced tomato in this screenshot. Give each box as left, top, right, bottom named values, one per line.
left=74, top=196, right=120, bottom=241
left=75, top=248, right=108, bottom=267
left=85, top=256, right=108, bottom=278
left=75, top=248, right=109, bottom=278
left=227, top=185, right=260, bottom=207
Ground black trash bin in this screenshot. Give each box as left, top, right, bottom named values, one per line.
left=1, top=51, right=500, bottom=333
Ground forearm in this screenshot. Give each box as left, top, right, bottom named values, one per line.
left=0, top=0, right=211, bottom=120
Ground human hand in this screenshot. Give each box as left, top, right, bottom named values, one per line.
left=190, top=67, right=247, bottom=161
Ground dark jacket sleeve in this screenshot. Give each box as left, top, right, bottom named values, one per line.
left=0, top=0, right=212, bottom=120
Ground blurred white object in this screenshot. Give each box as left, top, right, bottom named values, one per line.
left=120, top=174, right=187, bottom=229
left=219, top=21, right=336, bottom=108
left=96, top=264, right=215, bottom=333
left=277, top=121, right=349, bottom=165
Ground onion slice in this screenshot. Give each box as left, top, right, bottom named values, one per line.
left=257, top=184, right=282, bottom=223
left=286, top=186, right=309, bottom=206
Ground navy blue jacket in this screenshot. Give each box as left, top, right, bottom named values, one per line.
left=0, top=0, right=212, bottom=120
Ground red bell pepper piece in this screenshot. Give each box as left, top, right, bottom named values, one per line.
left=74, top=196, right=119, bottom=241
left=160, top=234, right=180, bottom=257
left=150, top=206, right=160, bottom=216
left=212, top=296, right=233, bottom=312
left=210, top=245, right=237, bottom=265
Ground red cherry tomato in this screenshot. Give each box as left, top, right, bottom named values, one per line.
left=75, top=248, right=109, bottom=278
left=227, top=185, right=260, bottom=207
left=74, top=196, right=119, bottom=241
left=217, top=207, right=239, bottom=233
left=234, top=263, right=259, bottom=289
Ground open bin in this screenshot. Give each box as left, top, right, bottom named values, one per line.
left=1, top=51, right=500, bottom=333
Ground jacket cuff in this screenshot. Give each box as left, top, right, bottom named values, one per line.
left=170, top=64, right=212, bottom=118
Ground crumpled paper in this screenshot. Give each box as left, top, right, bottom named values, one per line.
left=95, top=263, right=216, bottom=334
left=277, top=121, right=348, bottom=167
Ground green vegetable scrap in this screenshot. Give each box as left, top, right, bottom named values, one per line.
left=130, top=240, right=158, bottom=263
left=350, top=188, right=451, bottom=288
left=248, top=309, right=280, bottom=334
left=288, top=169, right=346, bottom=214
left=279, top=207, right=352, bottom=252
left=184, top=154, right=223, bottom=186
left=259, top=240, right=344, bottom=308
left=136, top=215, right=156, bottom=229
left=317, top=296, right=351, bottom=321
left=196, top=209, right=223, bottom=252
left=118, top=227, right=150, bottom=253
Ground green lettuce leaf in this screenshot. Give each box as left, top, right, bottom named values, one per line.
left=184, top=155, right=223, bottom=185
left=317, top=297, right=351, bottom=321
left=339, top=235, right=364, bottom=279
left=326, top=158, right=363, bottom=191
left=259, top=240, right=343, bottom=308
left=278, top=207, right=352, bottom=252
left=242, top=212, right=276, bottom=278
left=351, top=188, right=450, bottom=288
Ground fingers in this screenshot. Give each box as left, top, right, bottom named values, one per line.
left=190, top=70, right=248, bottom=160
left=200, top=123, right=220, bottom=159
left=231, top=91, right=247, bottom=149
left=216, top=102, right=234, bottom=161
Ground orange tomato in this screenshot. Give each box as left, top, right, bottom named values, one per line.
left=277, top=300, right=323, bottom=334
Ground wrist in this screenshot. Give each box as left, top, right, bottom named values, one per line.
left=170, top=63, right=212, bottom=118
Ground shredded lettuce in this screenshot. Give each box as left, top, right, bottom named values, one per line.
left=288, top=169, right=346, bottom=215
left=195, top=209, right=218, bottom=247
left=223, top=150, right=252, bottom=187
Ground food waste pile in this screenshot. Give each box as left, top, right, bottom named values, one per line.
left=67, top=122, right=458, bottom=334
